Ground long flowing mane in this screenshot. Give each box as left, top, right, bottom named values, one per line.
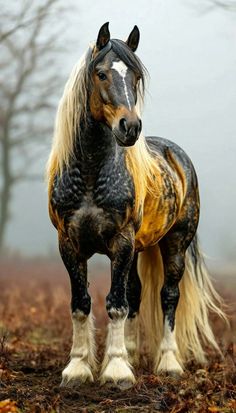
left=47, top=40, right=160, bottom=218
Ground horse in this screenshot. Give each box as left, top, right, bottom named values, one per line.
left=46, top=22, right=225, bottom=389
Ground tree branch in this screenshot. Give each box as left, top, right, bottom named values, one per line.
left=209, top=0, right=236, bottom=10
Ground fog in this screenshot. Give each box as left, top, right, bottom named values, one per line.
left=4, top=0, right=236, bottom=265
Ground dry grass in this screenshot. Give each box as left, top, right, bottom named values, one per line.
left=0, top=258, right=235, bottom=413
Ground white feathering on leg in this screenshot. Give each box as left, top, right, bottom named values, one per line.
left=156, top=318, right=183, bottom=374
left=101, top=309, right=135, bottom=385
left=62, top=310, right=96, bottom=385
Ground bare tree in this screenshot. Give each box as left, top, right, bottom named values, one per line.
left=190, top=0, right=236, bottom=13
left=0, top=0, right=68, bottom=253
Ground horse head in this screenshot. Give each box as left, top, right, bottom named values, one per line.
left=89, top=22, right=144, bottom=147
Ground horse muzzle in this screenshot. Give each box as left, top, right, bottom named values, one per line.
left=113, top=117, right=142, bottom=147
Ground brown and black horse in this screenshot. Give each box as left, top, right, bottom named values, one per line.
left=47, top=23, right=225, bottom=388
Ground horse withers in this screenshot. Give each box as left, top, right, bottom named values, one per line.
left=47, top=23, right=225, bottom=389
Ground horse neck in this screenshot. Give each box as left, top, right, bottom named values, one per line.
left=76, top=118, right=117, bottom=164
left=75, top=116, right=121, bottom=171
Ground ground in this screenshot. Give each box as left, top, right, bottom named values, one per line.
left=0, top=258, right=235, bottom=413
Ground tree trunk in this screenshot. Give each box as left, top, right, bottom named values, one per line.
left=0, top=131, right=12, bottom=254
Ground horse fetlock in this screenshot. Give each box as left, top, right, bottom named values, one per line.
left=61, top=357, right=94, bottom=386
left=107, top=305, right=128, bottom=320
left=72, top=309, right=88, bottom=323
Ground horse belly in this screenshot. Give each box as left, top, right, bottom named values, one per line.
left=135, top=194, right=179, bottom=251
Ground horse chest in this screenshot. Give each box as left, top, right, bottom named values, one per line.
left=50, top=161, right=134, bottom=254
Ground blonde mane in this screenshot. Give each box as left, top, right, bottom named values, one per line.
left=46, top=43, right=160, bottom=220
left=125, top=118, right=161, bottom=219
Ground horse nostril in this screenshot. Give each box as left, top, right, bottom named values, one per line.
left=119, top=118, right=128, bottom=134
left=138, top=119, right=142, bottom=133
left=129, top=126, right=137, bottom=138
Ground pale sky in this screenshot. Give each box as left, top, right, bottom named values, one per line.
left=5, top=0, right=236, bottom=265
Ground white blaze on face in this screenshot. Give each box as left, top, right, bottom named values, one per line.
left=111, top=60, right=132, bottom=110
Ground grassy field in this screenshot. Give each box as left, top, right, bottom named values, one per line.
left=0, top=258, right=235, bottom=413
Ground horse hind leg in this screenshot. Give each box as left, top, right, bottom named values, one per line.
left=59, top=234, right=96, bottom=386
left=125, top=253, right=141, bottom=366
left=156, top=230, right=192, bottom=375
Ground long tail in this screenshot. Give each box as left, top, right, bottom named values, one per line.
left=138, top=236, right=227, bottom=366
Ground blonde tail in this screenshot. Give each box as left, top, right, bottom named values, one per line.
left=138, top=237, right=227, bottom=369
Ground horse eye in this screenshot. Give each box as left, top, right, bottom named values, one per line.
left=97, top=72, right=107, bottom=81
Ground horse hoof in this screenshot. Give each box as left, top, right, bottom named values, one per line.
left=60, top=374, right=93, bottom=388
left=61, top=358, right=94, bottom=387
left=103, top=378, right=134, bottom=391
left=100, top=357, right=136, bottom=387
left=117, top=379, right=134, bottom=390
left=102, top=379, right=121, bottom=391
left=169, top=369, right=183, bottom=379
left=60, top=376, right=84, bottom=388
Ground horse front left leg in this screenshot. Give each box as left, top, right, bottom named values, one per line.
left=101, top=230, right=135, bottom=389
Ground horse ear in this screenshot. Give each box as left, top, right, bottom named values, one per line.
left=96, top=22, right=110, bottom=50
left=126, top=25, right=140, bottom=52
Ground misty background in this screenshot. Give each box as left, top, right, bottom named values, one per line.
left=1, top=0, right=236, bottom=269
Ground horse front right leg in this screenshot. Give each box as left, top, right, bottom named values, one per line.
left=125, top=253, right=141, bottom=366
left=100, top=228, right=136, bottom=389
left=59, top=234, right=96, bottom=386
